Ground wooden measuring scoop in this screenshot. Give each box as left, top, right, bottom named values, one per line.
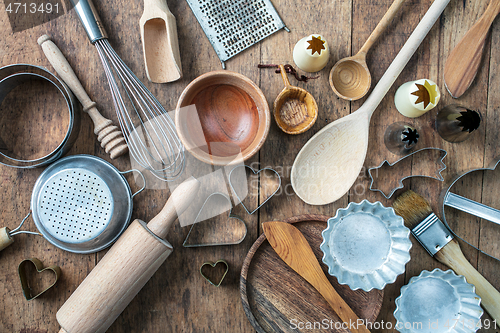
left=273, top=65, right=318, bottom=135
left=444, top=0, right=500, bottom=98
left=329, top=0, right=407, bottom=101
left=140, top=0, right=182, bottom=83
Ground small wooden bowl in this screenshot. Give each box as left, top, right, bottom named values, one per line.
left=273, top=65, right=318, bottom=134
left=175, top=71, right=270, bottom=165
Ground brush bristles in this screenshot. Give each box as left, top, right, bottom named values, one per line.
left=393, top=190, right=434, bottom=229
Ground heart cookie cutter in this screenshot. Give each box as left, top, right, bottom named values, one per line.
left=368, top=148, right=447, bottom=199
left=18, top=258, right=61, bottom=300
left=229, top=165, right=281, bottom=215
left=200, top=259, right=229, bottom=287
left=183, top=192, right=247, bottom=247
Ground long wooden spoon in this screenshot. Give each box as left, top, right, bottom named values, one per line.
left=140, top=0, right=182, bottom=83
left=291, top=0, right=451, bottom=205
left=329, top=0, right=407, bottom=101
left=262, top=221, right=370, bottom=333
left=444, top=0, right=500, bottom=98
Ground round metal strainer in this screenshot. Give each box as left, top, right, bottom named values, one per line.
left=30, top=155, right=145, bottom=253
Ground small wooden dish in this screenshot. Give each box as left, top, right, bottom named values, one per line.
left=273, top=65, right=318, bottom=135
left=175, top=71, right=270, bottom=165
left=329, top=56, right=371, bottom=101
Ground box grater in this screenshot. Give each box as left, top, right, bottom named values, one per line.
left=185, top=0, right=289, bottom=68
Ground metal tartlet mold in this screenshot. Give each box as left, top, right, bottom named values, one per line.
left=394, top=269, right=483, bottom=333
left=30, top=154, right=145, bottom=254
left=320, top=200, right=412, bottom=291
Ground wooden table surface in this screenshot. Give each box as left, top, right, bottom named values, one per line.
left=1, top=0, right=499, bottom=332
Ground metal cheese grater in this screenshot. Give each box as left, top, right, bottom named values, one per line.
left=185, top=0, right=289, bottom=68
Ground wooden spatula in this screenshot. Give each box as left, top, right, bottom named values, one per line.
left=140, top=0, right=182, bottom=83
left=262, top=221, right=370, bottom=333
left=444, top=0, right=500, bottom=98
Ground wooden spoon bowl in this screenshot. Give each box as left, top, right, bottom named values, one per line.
left=273, top=65, right=318, bottom=134
left=329, top=56, right=371, bottom=101
left=175, top=71, right=270, bottom=165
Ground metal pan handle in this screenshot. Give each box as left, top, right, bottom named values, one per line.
left=120, top=169, right=146, bottom=198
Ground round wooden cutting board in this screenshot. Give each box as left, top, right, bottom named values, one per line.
left=240, top=214, right=384, bottom=333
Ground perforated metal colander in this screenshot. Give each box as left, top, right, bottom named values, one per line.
left=30, top=155, right=144, bottom=254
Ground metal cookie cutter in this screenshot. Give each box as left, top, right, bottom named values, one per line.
left=229, top=165, right=281, bottom=215
left=368, top=148, right=447, bottom=199
left=18, top=258, right=62, bottom=300
left=200, top=259, right=229, bottom=287
left=0, top=64, right=80, bottom=168
left=440, top=159, right=500, bottom=261
left=183, top=193, right=247, bottom=247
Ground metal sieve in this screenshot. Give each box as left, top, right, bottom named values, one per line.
left=30, top=154, right=145, bottom=253
left=0, top=64, right=80, bottom=168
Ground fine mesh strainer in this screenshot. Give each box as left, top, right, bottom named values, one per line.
left=29, top=154, right=145, bottom=253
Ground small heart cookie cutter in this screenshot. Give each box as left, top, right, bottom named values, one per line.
left=229, top=165, right=281, bottom=215
left=183, top=192, right=247, bottom=247
left=18, top=258, right=61, bottom=300
left=368, top=147, right=447, bottom=199
left=200, top=259, right=229, bottom=287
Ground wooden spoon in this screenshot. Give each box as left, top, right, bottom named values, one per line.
left=140, top=0, right=182, bottom=83
left=329, top=0, right=407, bottom=101
left=291, top=0, right=451, bottom=205
left=262, top=221, right=370, bottom=333
left=273, top=65, right=318, bottom=135
left=444, top=0, right=500, bottom=98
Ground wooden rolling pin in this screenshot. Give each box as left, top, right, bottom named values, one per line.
left=57, top=177, right=200, bottom=333
left=38, top=34, right=128, bottom=159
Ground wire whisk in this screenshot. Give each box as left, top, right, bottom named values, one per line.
left=70, top=0, right=185, bottom=181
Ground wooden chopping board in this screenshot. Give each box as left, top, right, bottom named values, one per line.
left=240, top=214, right=383, bottom=333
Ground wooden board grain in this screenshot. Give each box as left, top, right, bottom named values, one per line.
left=241, top=214, right=383, bottom=333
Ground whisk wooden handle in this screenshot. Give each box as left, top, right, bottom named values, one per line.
left=37, top=34, right=128, bottom=159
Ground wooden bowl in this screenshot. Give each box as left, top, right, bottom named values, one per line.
left=175, top=71, right=270, bottom=165
left=329, top=56, right=371, bottom=101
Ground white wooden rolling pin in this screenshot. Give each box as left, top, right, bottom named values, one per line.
left=38, top=34, right=128, bottom=159
left=57, top=177, right=200, bottom=333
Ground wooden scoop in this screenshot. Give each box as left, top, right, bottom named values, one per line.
left=262, top=221, right=370, bottom=333
left=140, top=0, right=182, bottom=83
left=291, top=0, right=451, bottom=205
left=273, top=64, right=318, bottom=135
left=444, top=0, right=500, bottom=98
left=329, top=0, right=407, bottom=101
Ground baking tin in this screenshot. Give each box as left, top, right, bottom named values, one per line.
left=394, top=269, right=483, bottom=333
left=0, top=64, right=80, bottom=168
left=30, top=154, right=144, bottom=253
left=320, top=200, right=412, bottom=291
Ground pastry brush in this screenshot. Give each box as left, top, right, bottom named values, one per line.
left=393, top=190, right=500, bottom=321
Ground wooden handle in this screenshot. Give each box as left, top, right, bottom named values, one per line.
left=143, top=0, right=172, bottom=14
left=0, top=227, right=14, bottom=251
left=435, top=239, right=500, bottom=321
left=318, top=281, right=371, bottom=333
left=278, top=64, right=291, bottom=88
left=147, top=176, right=201, bottom=238
left=358, top=0, right=407, bottom=55
left=37, top=34, right=128, bottom=159
left=483, top=0, right=500, bottom=27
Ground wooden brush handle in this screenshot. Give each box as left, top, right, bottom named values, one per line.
left=37, top=35, right=128, bottom=159
left=435, top=239, right=500, bottom=321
